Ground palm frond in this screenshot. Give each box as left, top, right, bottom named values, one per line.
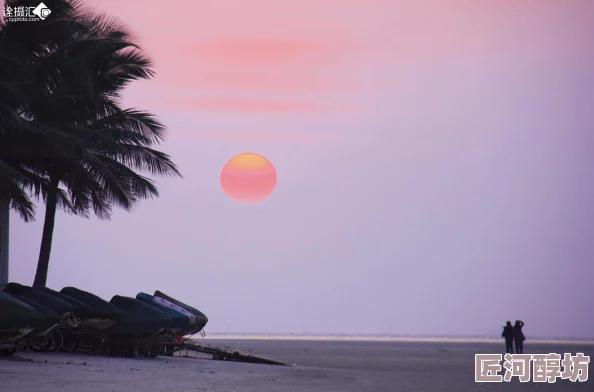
left=1, top=0, right=180, bottom=227
left=0, top=159, right=36, bottom=221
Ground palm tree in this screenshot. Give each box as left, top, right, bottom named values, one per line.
left=1, top=0, right=181, bottom=286
left=0, top=109, right=76, bottom=284
left=0, top=34, right=37, bottom=284
left=0, top=1, right=86, bottom=282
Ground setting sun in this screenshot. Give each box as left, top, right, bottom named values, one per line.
left=220, top=153, right=277, bottom=204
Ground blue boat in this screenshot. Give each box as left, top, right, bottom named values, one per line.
left=153, top=290, right=208, bottom=334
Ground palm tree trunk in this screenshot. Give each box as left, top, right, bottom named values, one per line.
left=0, top=198, right=9, bottom=285
left=33, top=177, right=60, bottom=287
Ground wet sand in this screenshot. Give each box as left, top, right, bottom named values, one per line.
left=2, top=338, right=592, bottom=391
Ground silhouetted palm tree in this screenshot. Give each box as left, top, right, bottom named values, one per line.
left=1, top=0, right=181, bottom=286
left=1, top=0, right=87, bottom=219
left=0, top=38, right=46, bottom=221
left=1, top=2, right=85, bottom=283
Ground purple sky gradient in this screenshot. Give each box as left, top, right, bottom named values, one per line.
left=9, top=0, right=594, bottom=338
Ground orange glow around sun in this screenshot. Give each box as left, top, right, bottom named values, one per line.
left=220, top=153, right=277, bottom=204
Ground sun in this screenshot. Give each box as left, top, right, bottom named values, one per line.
left=220, top=153, right=277, bottom=204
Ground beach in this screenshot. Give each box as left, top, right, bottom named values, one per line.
left=2, top=337, right=592, bottom=391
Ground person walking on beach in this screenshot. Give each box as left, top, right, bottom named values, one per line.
left=502, top=321, right=514, bottom=353
left=513, top=320, right=525, bottom=354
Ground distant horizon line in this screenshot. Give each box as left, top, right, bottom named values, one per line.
left=202, top=332, right=594, bottom=344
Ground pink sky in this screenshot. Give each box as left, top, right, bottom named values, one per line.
left=9, top=0, right=594, bottom=338
left=88, top=0, right=594, bottom=141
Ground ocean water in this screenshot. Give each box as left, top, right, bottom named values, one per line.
left=202, top=332, right=594, bottom=345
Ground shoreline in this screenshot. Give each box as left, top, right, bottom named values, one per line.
left=202, top=334, right=594, bottom=345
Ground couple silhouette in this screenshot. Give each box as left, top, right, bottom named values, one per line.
left=502, top=320, right=525, bottom=354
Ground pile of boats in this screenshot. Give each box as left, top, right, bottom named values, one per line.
left=0, top=283, right=208, bottom=357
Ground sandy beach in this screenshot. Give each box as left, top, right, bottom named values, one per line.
left=2, top=338, right=592, bottom=391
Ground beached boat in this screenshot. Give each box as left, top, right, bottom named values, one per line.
left=3, top=283, right=75, bottom=317
left=136, top=292, right=192, bottom=334
left=37, top=286, right=91, bottom=317
left=153, top=290, right=208, bottom=333
left=31, top=286, right=105, bottom=352
left=4, top=293, right=61, bottom=352
left=0, top=292, right=42, bottom=355
left=108, top=296, right=173, bottom=337
left=60, top=286, right=123, bottom=330
left=2, top=283, right=77, bottom=351
left=58, top=287, right=124, bottom=353
left=2, top=285, right=208, bottom=358
left=0, top=291, right=42, bottom=337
